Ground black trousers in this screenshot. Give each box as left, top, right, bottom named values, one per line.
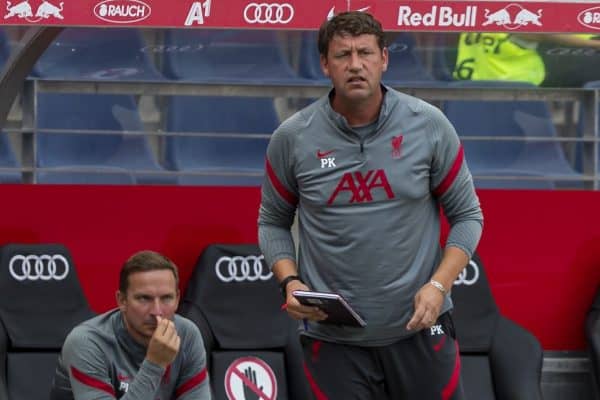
left=301, top=312, right=465, bottom=400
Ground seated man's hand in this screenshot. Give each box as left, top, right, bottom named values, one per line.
left=146, top=316, right=181, bottom=368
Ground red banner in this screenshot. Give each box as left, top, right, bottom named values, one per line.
left=0, top=184, right=598, bottom=351
left=0, top=0, right=599, bottom=33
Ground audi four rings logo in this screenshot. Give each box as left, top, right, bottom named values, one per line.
left=243, top=2, right=294, bottom=24
left=454, top=260, right=479, bottom=286
left=9, top=254, right=70, bottom=281
left=215, top=255, right=273, bottom=283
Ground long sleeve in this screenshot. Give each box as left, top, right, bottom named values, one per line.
left=429, top=106, right=484, bottom=257
left=258, top=121, right=299, bottom=268
left=173, top=318, right=211, bottom=399
left=62, top=327, right=165, bottom=400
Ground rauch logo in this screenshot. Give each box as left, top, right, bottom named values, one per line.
left=93, top=0, right=151, bottom=24
left=578, top=6, right=600, bottom=31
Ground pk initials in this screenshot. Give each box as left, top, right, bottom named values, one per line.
left=320, top=157, right=336, bottom=169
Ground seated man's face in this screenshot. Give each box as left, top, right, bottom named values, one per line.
left=117, top=269, right=180, bottom=346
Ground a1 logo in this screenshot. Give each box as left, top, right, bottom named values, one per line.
left=185, top=0, right=211, bottom=26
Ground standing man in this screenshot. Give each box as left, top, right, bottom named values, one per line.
left=50, top=250, right=211, bottom=399
left=258, top=11, right=483, bottom=399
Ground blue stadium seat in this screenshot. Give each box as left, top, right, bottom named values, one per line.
left=163, top=29, right=303, bottom=84
left=165, top=96, right=277, bottom=186
left=299, top=31, right=437, bottom=86
left=36, top=93, right=172, bottom=184
left=34, top=28, right=163, bottom=80
left=384, top=33, right=436, bottom=84
left=0, top=133, right=20, bottom=183
left=0, top=29, right=11, bottom=70
left=298, top=32, right=328, bottom=84
left=473, top=169, right=555, bottom=190
left=36, top=168, right=135, bottom=185
left=579, top=81, right=600, bottom=182
left=443, top=81, right=581, bottom=188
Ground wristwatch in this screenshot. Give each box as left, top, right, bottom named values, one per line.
left=279, top=275, right=303, bottom=299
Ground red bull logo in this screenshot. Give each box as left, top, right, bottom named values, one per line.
left=4, top=0, right=63, bottom=22
left=93, top=0, right=151, bottom=24
left=397, top=5, right=477, bottom=28
left=482, top=3, right=543, bottom=30
left=578, top=6, right=600, bottom=31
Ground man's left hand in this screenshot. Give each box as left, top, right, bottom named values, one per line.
left=406, top=283, right=444, bottom=331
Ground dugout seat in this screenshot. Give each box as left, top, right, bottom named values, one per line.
left=586, top=287, right=600, bottom=396
left=0, top=243, right=95, bottom=400
left=451, top=253, right=543, bottom=400
left=163, top=29, right=303, bottom=84
left=36, top=93, right=172, bottom=184
left=164, top=96, right=276, bottom=186
left=443, top=80, right=581, bottom=189
left=34, top=28, right=163, bottom=80
left=178, top=244, right=311, bottom=400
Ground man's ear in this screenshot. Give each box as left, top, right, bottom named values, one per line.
left=116, top=290, right=126, bottom=311
left=382, top=47, right=389, bottom=72
left=320, top=54, right=331, bottom=77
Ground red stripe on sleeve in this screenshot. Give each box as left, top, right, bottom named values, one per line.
left=176, top=368, right=208, bottom=398
left=70, top=366, right=115, bottom=396
left=433, top=145, right=464, bottom=197
left=265, top=159, right=298, bottom=206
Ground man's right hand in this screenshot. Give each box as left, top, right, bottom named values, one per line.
left=284, top=279, right=328, bottom=322
left=146, top=316, right=181, bottom=368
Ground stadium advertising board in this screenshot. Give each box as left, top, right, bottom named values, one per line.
left=0, top=0, right=598, bottom=33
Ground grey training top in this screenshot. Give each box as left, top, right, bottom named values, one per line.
left=258, top=86, right=483, bottom=347
left=51, top=309, right=211, bottom=400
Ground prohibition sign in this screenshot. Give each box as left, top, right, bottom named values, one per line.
left=224, top=356, right=277, bottom=400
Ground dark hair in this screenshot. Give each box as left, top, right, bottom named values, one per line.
left=318, top=11, right=386, bottom=56
left=119, top=250, right=179, bottom=293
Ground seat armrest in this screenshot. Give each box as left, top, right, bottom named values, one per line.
left=178, top=301, right=216, bottom=369
left=489, top=317, right=543, bottom=400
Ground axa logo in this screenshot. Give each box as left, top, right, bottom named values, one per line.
left=93, top=0, right=151, bottom=24
left=4, top=0, right=64, bottom=22
left=327, top=169, right=395, bottom=204
left=578, top=7, right=600, bottom=31
left=482, top=3, right=542, bottom=30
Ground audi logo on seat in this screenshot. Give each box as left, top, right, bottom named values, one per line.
left=243, top=3, right=294, bottom=24
left=215, top=255, right=273, bottom=283
left=454, top=260, right=480, bottom=286
left=9, top=254, right=70, bottom=281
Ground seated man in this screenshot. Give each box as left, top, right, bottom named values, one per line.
left=50, top=250, right=211, bottom=399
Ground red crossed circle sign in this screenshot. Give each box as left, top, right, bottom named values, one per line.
left=224, top=356, right=278, bottom=400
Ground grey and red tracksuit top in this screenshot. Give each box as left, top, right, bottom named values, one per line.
left=258, top=86, right=483, bottom=346
left=51, top=309, right=211, bottom=399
